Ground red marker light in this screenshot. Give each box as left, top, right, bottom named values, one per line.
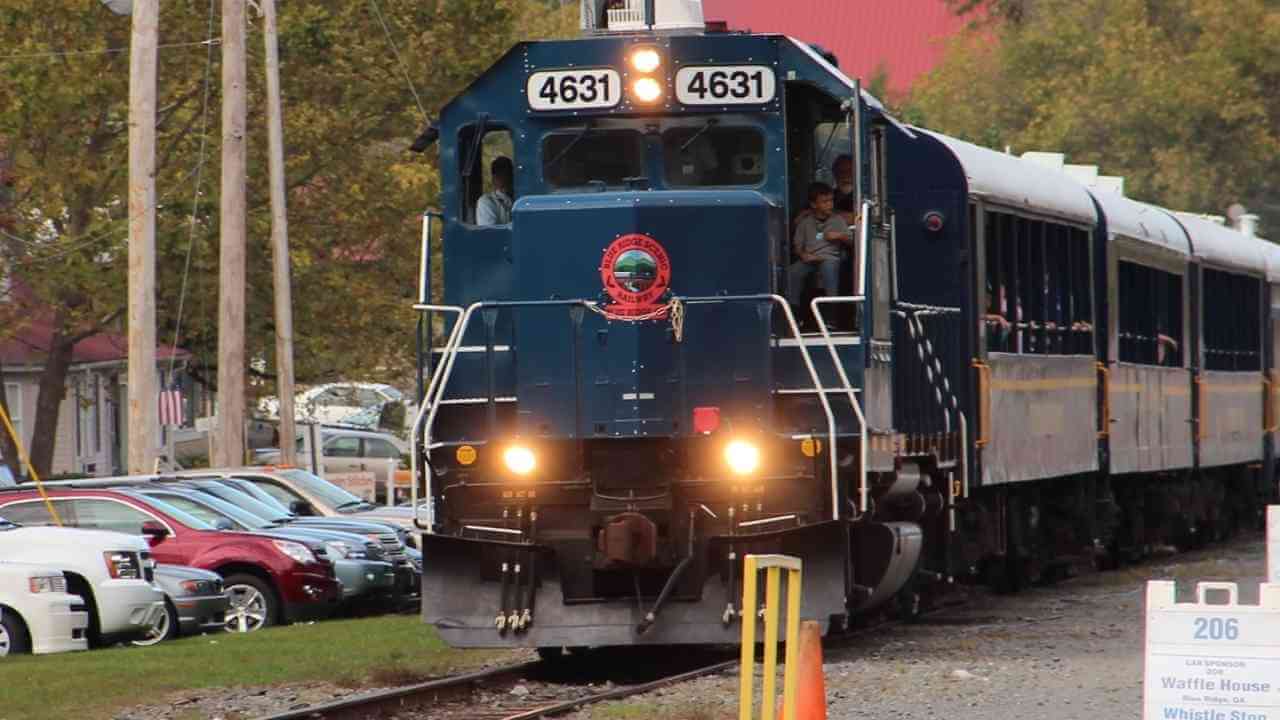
left=923, top=211, right=945, bottom=232
left=693, top=407, right=721, bottom=435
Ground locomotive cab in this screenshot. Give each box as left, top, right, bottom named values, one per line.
left=411, top=10, right=930, bottom=649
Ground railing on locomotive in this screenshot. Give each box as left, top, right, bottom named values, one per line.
left=407, top=294, right=868, bottom=534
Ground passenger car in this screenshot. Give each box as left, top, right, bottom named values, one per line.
left=254, top=428, right=407, bottom=494
left=132, top=564, right=229, bottom=646
left=0, top=556, right=88, bottom=656
left=0, top=489, right=342, bottom=632
left=259, top=383, right=409, bottom=428
left=0, top=513, right=163, bottom=646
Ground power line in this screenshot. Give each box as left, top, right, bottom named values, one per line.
left=168, top=0, right=219, bottom=378
left=0, top=38, right=221, bottom=61
left=367, top=0, right=428, bottom=121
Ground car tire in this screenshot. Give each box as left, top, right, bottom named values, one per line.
left=0, top=610, right=31, bottom=656
left=131, top=598, right=178, bottom=647
left=222, top=574, right=278, bottom=633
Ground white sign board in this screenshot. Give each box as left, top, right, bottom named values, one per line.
left=1269, top=506, right=1279, bottom=584
left=1144, top=581, right=1280, bottom=720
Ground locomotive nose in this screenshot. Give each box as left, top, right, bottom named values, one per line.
left=508, top=189, right=784, bottom=439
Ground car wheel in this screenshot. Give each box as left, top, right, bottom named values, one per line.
left=222, top=574, right=277, bottom=633
left=131, top=599, right=178, bottom=647
left=0, top=611, right=31, bottom=656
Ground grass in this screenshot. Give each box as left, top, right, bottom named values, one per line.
left=0, top=615, right=516, bottom=720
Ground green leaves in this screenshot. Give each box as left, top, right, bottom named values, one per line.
left=911, top=0, right=1280, bottom=230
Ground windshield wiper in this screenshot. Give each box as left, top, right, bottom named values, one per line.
left=545, top=121, right=596, bottom=175
left=679, top=118, right=718, bottom=153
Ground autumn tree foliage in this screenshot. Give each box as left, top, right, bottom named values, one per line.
left=913, top=0, right=1280, bottom=228
left=0, top=0, right=575, bottom=476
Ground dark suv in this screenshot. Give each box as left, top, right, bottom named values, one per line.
left=0, top=489, right=342, bottom=632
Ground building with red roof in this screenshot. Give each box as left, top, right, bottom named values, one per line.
left=701, top=0, right=968, bottom=97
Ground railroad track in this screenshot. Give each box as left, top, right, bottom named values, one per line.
left=255, top=652, right=737, bottom=720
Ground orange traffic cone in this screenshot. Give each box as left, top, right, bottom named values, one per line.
left=793, top=620, right=827, bottom=720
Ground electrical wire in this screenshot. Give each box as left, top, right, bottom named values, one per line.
left=367, top=0, right=428, bottom=121
left=167, top=0, right=219, bottom=380
left=0, top=39, right=221, bottom=61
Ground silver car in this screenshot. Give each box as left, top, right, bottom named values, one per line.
left=133, top=564, right=229, bottom=646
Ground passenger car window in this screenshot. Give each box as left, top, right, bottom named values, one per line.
left=72, top=499, right=155, bottom=534
left=147, top=494, right=228, bottom=526
left=356, top=389, right=382, bottom=407
left=0, top=499, right=72, bottom=526
left=663, top=125, right=764, bottom=187
left=325, top=436, right=361, bottom=458
left=543, top=129, right=644, bottom=190
left=365, top=439, right=401, bottom=458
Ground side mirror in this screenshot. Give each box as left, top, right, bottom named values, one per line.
left=289, top=500, right=314, bottom=516
left=140, top=520, right=169, bottom=541
left=212, top=517, right=235, bottom=531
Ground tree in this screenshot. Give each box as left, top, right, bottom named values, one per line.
left=0, top=0, right=576, bottom=476
left=910, top=0, right=1280, bottom=229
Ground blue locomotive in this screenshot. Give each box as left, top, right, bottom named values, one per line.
left=408, top=0, right=1278, bottom=652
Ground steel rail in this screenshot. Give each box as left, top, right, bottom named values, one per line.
left=497, top=659, right=738, bottom=720
left=253, top=659, right=540, bottom=720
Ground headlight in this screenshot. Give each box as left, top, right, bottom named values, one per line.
left=103, top=551, right=141, bottom=579
left=725, top=440, right=761, bottom=476
left=179, top=579, right=217, bottom=594
left=28, top=575, right=65, bottom=594
left=630, top=47, right=661, bottom=73
left=631, top=77, right=663, bottom=104
left=272, top=539, right=317, bottom=565
left=503, top=445, right=537, bottom=476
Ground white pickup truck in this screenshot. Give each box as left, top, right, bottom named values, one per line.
left=0, top=561, right=88, bottom=655
left=0, top=517, right=165, bottom=646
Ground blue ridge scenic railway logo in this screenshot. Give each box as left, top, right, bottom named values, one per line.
left=599, top=233, right=671, bottom=316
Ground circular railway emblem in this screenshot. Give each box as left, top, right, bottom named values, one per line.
left=600, top=233, right=671, bottom=315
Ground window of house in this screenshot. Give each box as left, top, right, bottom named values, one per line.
left=984, top=209, right=1093, bottom=355
left=1202, top=268, right=1261, bottom=371
left=542, top=128, right=644, bottom=190
left=662, top=125, right=764, bottom=187
left=459, top=126, right=515, bottom=224
left=2, top=383, right=20, bottom=458
left=1117, top=261, right=1184, bottom=366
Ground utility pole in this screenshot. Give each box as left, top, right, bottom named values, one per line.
left=262, top=0, right=297, bottom=464
left=127, top=0, right=159, bottom=474
left=216, top=0, right=247, bottom=467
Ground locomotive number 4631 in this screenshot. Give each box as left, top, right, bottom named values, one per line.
left=527, top=69, right=622, bottom=111
left=675, top=65, right=776, bottom=105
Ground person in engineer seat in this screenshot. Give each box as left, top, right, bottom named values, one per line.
left=788, top=182, right=853, bottom=312
left=476, top=156, right=513, bottom=226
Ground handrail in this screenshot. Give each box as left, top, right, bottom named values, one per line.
left=1195, top=373, right=1208, bottom=442
left=810, top=295, right=867, bottom=516
left=1097, top=362, right=1111, bottom=439
left=408, top=304, right=466, bottom=530
left=415, top=294, right=857, bottom=530
left=971, top=360, right=991, bottom=447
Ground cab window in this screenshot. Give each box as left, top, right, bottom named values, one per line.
left=459, top=126, right=514, bottom=225
left=542, top=128, right=644, bottom=190
left=662, top=125, right=764, bottom=187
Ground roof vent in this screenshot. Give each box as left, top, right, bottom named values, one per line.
left=581, top=0, right=705, bottom=34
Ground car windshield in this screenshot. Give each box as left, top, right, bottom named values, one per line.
left=146, top=491, right=270, bottom=530
left=132, top=495, right=217, bottom=531
left=222, top=478, right=295, bottom=517
left=193, top=482, right=291, bottom=523
left=279, top=469, right=374, bottom=513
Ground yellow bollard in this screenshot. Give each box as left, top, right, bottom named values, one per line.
left=739, top=554, right=803, bottom=720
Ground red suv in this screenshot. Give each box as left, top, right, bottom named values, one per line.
left=0, top=488, right=341, bottom=632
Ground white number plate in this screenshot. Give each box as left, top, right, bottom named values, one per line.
left=675, top=65, right=776, bottom=105
left=527, top=69, right=621, bottom=111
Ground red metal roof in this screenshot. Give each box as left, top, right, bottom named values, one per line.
left=701, top=0, right=968, bottom=96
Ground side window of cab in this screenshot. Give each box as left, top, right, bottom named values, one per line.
left=459, top=125, right=515, bottom=226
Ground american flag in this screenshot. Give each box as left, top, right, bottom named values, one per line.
left=159, top=385, right=184, bottom=427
